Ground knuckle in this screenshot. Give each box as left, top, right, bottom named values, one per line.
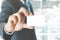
left=9, top=15, right=13, bottom=19
left=20, top=7, right=25, bottom=10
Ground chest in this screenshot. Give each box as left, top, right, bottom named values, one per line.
left=12, top=1, right=31, bottom=13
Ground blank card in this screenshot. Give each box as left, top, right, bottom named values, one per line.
left=27, top=15, right=46, bottom=26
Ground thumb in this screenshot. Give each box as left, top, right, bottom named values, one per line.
left=23, top=23, right=34, bottom=29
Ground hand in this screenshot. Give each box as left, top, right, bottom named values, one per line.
left=5, top=7, right=34, bottom=32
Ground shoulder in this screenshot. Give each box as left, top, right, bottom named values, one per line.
left=1, top=0, right=20, bottom=10
left=2, top=0, right=13, bottom=7
left=2, top=0, right=18, bottom=6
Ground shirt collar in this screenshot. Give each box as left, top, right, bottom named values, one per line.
left=20, top=0, right=28, bottom=4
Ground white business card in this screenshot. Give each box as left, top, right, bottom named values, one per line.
left=27, top=15, right=46, bottom=26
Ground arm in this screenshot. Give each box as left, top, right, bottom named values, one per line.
left=3, top=29, right=13, bottom=40
left=2, top=6, right=34, bottom=40
left=0, top=1, right=14, bottom=40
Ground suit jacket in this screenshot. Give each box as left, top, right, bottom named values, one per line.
left=0, top=0, right=36, bottom=40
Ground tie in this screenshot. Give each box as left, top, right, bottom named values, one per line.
left=24, top=2, right=31, bottom=12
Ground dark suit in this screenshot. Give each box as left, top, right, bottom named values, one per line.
left=0, top=0, right=36, bottom=40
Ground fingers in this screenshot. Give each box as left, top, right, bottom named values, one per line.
left=13, top=12, right=25, bottom=23
left=7, top=15, right=18, bottom=30
left=29, top=12, right=33, bottom=16
left=8, top=15, right=18, bottom=25
left=5, top=22, right=15, bottom=32
left=17, top=12, right=25, bottom=23
left=5, top=13, right=19, bottom=32
left=18, top=7, right=29, bottom=16
left=17, top=7, right=34, bottom=29
left=7, top=7, right=34, bottom=31
left=23, top=23, right=34, bottom=29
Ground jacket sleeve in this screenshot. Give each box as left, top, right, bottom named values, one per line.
left=0, top=1, right=14, bottom=40
left=3, top=28, right=13, bottom=40
left=0, top=1, right=14, bottom=23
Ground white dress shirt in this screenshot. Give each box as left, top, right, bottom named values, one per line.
left=20, top=0, right=29, bottom=4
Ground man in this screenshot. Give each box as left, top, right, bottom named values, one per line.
left=0, top=0, right=36, bottom=40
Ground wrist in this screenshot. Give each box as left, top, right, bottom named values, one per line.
left=4, top=27, right=15, bottom=35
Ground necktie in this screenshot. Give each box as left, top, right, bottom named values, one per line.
left=24, top=2, right=31, bottom=12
